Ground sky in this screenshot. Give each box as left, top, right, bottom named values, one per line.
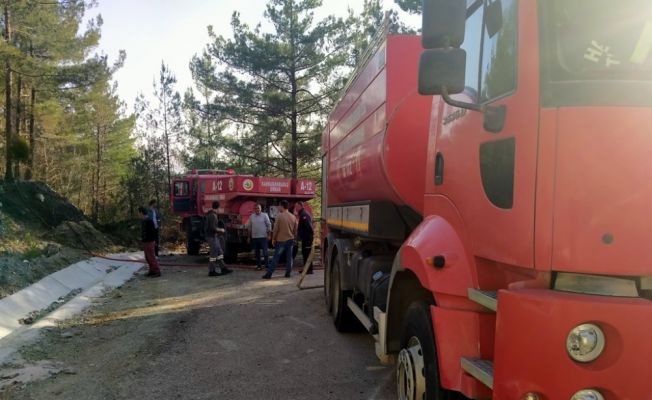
left=87, top=0, right=420, bottom=109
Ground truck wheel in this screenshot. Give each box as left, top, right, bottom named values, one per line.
left=186, top=226, right=200, bottom=256
left=187, top=240, right=200, bottom=256
left=397, top=302, right=460, bottom=400
left=324, top=252, right=332, bottom=314
left=223, top=241, right=238, bottom=264
left=332, top=258, right=360, bottom=332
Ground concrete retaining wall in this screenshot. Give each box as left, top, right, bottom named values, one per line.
left=0, top=253, right=143, bottom=341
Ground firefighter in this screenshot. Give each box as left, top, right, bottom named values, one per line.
left=205, top=201, right=233, bottom=277
left=295, top=201, right=314, bottom=274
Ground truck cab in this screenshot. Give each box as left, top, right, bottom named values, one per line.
left=322, top=1, right=652, bottom=399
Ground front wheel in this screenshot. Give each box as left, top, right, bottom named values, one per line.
left=397, top=302, right=462, bottom=400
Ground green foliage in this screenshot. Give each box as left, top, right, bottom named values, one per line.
left=9, top=138, right=29, bottom=163
left=188, top=0, right=347, bottom=179
left=394, top=0, right=423, bottom=15
left=0, top=0, right=137, bottom=223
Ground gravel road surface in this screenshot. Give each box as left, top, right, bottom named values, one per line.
left=0, top=255, right=395, bottom=400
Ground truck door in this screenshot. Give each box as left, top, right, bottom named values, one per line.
left=430, top=0, right=539, bottom=267
left=172, top=180, right=192, bottom=213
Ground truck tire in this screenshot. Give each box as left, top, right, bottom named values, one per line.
left=223, top=241, right=238, bottom=264
left=186, top=225, right=200, bottom=256
left=397, top=302, right=461, bottom=400
left=324, top=251, right=332, bottom=314
left=332, top=258, right=360, bottom=332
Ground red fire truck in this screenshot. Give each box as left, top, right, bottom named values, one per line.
left=321, top=1, right=652, bottom=399
left=170, top=169, right=315, bottom=261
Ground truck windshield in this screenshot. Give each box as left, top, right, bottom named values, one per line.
left=544, top=0, right=652, bottom=82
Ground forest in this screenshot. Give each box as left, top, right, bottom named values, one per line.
left=0, top=0, right=420, bottom=224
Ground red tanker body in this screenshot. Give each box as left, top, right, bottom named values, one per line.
left=326, top=35, right=431, bottom=215
left=170, top=169, right=314, bottom=261
left=321, top=2, right=652, bottom=399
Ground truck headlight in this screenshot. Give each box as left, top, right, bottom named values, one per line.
left=566, top=323, right=605, bottom=363
left=571, top=389, right=605, bottom=400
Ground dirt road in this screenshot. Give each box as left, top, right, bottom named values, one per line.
left=0, top=255, right=395, bottom=400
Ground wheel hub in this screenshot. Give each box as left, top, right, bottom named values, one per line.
left=397, top=337, right=426, bottom=400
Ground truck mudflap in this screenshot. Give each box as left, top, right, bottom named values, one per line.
left=493, top=289, right=652, bottom=400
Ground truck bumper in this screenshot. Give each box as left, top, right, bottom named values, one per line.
left=493, top=289, right=652, bottom=400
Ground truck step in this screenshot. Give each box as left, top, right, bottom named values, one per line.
left=347, top=298, right=373, bottom=332
left=461, top=358, right=494, bottom=389
left=468, top=289, right=498, bottom=311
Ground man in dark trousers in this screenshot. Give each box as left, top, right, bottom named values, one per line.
left=247, top=203, right=271, bottom=271
left=263, top=200, right=296, bottom=279
left=205, top=201, right=233, bottom=277
left=148, top=199, right=162, bottom=256
left=139, top=207, right=161, bottom=277
left=295, top=201, right=314, bottom=274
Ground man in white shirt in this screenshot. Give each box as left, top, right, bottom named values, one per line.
left=247, top=204, right=272, bottom=270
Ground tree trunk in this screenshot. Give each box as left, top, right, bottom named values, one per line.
left=4, top=3, right=13, bottom=182
left=26, top=87, right=35, bottom=180
left=289, top=2, right=298, bottom=180
left=92, top=124, right=102, bottom=222
left=14, top=74, right=21, bottom=178
left=14, top=74, right=21, bottom=139
left=163, top=91, right=172, bottom=195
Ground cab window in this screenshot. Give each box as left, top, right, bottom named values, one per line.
left=174, top=181, right=190, bottom=197
left=480, top=0, right=518, bottom=102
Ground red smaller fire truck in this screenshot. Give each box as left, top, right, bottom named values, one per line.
left=170, top=169, right=315, bottom=262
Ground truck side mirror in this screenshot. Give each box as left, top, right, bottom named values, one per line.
left=418, top=48, right=466, bottom=95
left=422, top=0, right=466, bottom=49
left=485, top=0, right=504, bottom=38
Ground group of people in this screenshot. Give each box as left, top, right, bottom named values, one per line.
left=202, top=199, right=314, bottom=278
left=251, top=199, right=314, bottom=279
left=138, top=198, right=314, bottom=279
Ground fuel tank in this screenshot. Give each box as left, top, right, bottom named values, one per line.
left=325, top=35, right=432, bottom=215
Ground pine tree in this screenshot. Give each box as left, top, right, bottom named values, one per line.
left=151, top=62, right=182, bottom=192
left=190, top=0, right=346, bottom=179
left=0, top=0, right=102, bottom=181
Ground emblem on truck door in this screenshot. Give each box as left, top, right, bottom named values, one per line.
left=243, top=179, right=254, bottom=191
left=443, top=108, right=467, bottom=125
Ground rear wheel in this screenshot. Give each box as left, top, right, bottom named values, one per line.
left=331, top=258, right=360, bottom=332
left=324, top=249, right=332, bottom=314
left=223, top=240, right=238, bottom=264
left=397, top=302, right=461, bottom=400
left=186, top=223, right=200, bottom=256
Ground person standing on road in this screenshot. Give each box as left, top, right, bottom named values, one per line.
left=295, top=201, right=314, bottom=274
left=148, top=199, right=162, bottom=257
left=247, top=204, right=271, bottom=271
left=262, top=200, right=296, bottom=279
left=205, top=201, right=233, bottom=277
left=139, top=207, right=161, bottom=277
